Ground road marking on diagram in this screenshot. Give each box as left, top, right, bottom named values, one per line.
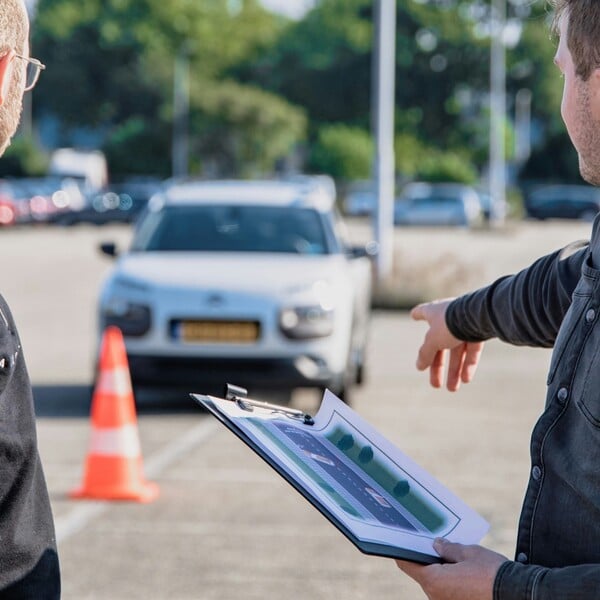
left=55, top=418, right=219, bottom=543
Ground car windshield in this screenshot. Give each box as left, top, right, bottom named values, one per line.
left=131, top=204, right=330, bottom=254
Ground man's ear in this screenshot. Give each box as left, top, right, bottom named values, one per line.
left=0, top=51, right=14, bottom=107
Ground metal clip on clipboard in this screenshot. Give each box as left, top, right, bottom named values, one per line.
left=224, top=383, right=315, bottom=425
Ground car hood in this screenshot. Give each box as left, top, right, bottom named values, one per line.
left=112, top=252, right=349, bottom=294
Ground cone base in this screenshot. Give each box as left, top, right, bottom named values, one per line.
left=69, top=481, right=159, bottom=504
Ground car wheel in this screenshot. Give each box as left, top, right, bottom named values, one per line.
left=337, top=383, right=353, bottom=405
left=353, top=347, right=367, bottom=386
left=355, top=361, right=365, bottom=386
left=334, top=354, right=357, bottom=405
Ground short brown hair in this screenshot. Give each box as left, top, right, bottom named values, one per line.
left=551, top=0, right=600, bottom=80
left=0, top=0, right=28, bottom=54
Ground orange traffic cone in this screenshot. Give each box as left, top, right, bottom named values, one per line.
left=70, top=326, right=159, bottom=503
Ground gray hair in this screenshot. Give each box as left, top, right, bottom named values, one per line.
left=0, top=0, right=28, bottom=53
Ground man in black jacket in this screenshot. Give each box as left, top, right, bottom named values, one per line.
left=0, top=1, right=60, bottom=597
left=397, top=0, right=600, bottom=598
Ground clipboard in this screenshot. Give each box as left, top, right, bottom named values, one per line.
left=191, top=385, right=489, bottom=564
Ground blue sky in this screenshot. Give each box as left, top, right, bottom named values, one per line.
left=259, top=0, right=316, bottom=19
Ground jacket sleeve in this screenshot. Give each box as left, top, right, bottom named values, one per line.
left=445, top=241, right=588, bottom=348
left=494, top=560, right=600, bottom=599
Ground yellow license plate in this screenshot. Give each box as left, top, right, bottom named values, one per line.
left=179, top=320, right=260, bottom=343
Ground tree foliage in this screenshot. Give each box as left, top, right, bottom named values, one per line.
left=25, top=0, right=572, bottom=183
left=33, top=0, right=305, bottom=176
left=309, top=124, right=373, bottom=180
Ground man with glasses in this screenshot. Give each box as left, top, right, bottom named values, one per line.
left=0, top=1, right=59, bottom=598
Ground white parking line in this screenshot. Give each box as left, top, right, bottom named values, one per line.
left=55, top=418, right=219, bottom=544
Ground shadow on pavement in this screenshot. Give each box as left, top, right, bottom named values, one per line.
left=33, top=385, right=92, bottom=418
left=133, top=388, right=201, bottom=414
left=32, top=384, right=201, bottom=417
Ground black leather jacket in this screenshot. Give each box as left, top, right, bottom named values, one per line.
left=0, top=295, right=60, bottom=595
left=446, top=218, right=600, bottom=599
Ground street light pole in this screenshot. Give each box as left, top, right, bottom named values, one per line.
left=373, top=0, right=396, bottom=281
left=172, top=46, right=190, bottom=179
left=489, top=0, right=506, bottom=225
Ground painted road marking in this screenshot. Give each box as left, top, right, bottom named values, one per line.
left=55, top=418, right=219, bottom=543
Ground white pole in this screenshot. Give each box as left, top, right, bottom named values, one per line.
left=489, top=0, right=506, bottom=225
left=515, top=88, right=532, bottom=166
left=373, top=0, right=396, bottom=281
left=172, top=47, right=190, bottom=178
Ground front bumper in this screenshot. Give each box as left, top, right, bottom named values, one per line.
left=127, top=354, right=342, bottom=394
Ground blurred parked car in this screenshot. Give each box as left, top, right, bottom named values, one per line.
left=97, top=179, right=373, bottom=403
left=343, top=180, right=376, bottom=216
left=5, top=176, right=85, bottom=224
left=0, top=193, right=16, bottom=226
left=54, top=177, right=163, bottom=225
left=394, top=182, right=483, bottom=227
left=49, top=148, right=108, bottom=192
left=525, top=184, right=600, bottom=221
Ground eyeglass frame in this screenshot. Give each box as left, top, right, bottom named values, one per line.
left=13, top=53, right=45, bottom=92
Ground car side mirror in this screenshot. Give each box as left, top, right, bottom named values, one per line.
left=347, top=241, right=378, bottom=259
left=99, top=242, right=118, bottom=258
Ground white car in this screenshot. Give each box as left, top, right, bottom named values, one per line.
left=97, top=179, right=373, bottom=403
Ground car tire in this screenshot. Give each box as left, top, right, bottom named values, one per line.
left=333, top=353, right=357, bottom=405
left=355, top=360, right=365, bottom=386
left=353, top=347, right=367, bottom=386
left=337, top=383, right=353, bottom=405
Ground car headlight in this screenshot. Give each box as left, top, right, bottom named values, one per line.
left=279, top=305, right=334, bottom=339
left=101, top=299, right=151, bottom=337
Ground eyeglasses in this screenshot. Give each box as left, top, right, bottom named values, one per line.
left=13, top=53, right=46, bottom=92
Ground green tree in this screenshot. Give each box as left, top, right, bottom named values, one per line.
left=309, top=124, right=373, bottom=181
left=30, top=0, right=574, bottom=184
left=0, top=137, right=49, bottom=177
left=190, top=79, right=307, bottom=176
left=33, top=0, right=305, bottom=176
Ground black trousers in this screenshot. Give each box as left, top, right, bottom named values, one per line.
left=0, top=549, right=60, bottom=600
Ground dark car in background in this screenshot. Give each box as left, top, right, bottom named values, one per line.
left=54, top=177, right=163, bottom=225
left=525, top=184, right=600, bottom=221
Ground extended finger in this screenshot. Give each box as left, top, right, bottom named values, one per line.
left=416, top=339, right=435, bottom=371
left=429, top=350, right=446, bottom=388
left=461, top=342, right=484, bottom=383
left=447, top=345, right=466, bottom=392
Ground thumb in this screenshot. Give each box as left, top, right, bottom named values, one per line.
left=433, top=538, right=467, bottom=563
left=410, top=303, right=427, bottom=322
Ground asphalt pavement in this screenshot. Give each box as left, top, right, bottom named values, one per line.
left=2, top=220, right=592, bottom=599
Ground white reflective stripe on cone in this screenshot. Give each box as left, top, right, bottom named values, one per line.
left=89, top=425, right=141, bottom=458
left=95, top=367, right=132, bottom=396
